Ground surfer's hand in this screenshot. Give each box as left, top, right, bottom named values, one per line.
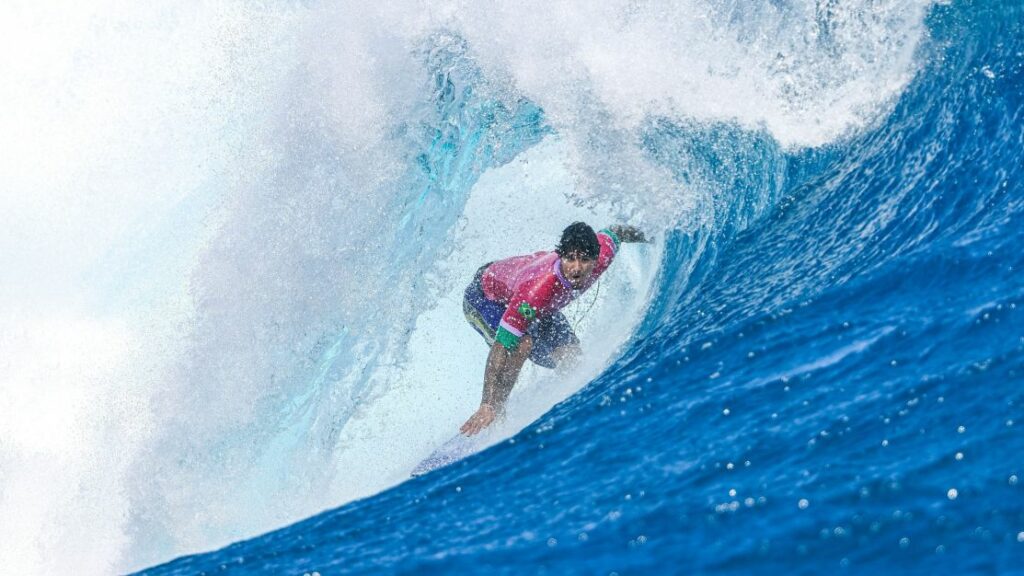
left=608, top=224, right=649, bottom=243
left=460, top=404, right=496, bottom=436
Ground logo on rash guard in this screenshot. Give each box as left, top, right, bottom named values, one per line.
left=518, top=302, right=537, bottom=320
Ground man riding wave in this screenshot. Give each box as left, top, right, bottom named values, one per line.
left=460, top=222, right=647, bottom=436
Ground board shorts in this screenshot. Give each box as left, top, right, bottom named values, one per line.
left=463, top=264, right=579, bottom=369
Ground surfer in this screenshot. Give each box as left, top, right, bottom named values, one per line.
left=460, top=222, right=647, bottom=436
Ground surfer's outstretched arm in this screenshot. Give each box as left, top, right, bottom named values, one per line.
left=607, top=224, right=648, bottom=244
left=461, top=337, right=532, bottom=436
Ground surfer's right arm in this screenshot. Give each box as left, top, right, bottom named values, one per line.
left=462, top=278, right=546, bottom=436
left=461, top=337, right=533, bottom=436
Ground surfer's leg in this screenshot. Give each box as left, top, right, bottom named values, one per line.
left=526, top=312, right=579, bottom=369
left=550, top=342, right=582, bottom=374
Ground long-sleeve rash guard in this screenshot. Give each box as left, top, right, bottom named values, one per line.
left=481, top=228, right=620, bottom=350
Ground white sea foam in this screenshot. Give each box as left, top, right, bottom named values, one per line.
left=452, top=0, right=931, bottom=220
left=0, top=0, right=932, bottom=572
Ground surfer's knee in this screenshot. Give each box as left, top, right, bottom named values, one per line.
left=514, top=335, right=534, bottom=360
left=552, top=343, right=581, bottom=371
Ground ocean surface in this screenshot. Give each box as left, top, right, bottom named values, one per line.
left=2, top=1, right=1021, bottom=574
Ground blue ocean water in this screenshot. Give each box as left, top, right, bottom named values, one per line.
left=135, top=1, right=1023, bottom=574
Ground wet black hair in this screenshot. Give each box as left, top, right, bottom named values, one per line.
left=556, top=222, right=600, bottom=260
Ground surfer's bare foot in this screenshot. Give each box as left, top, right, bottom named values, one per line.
left=460, top=403, right=496, bottom=436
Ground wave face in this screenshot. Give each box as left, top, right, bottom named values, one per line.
left=3, top=0, right=1022, bottom=574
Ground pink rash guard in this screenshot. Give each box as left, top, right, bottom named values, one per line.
left=481, top=228, right=620, bottom=350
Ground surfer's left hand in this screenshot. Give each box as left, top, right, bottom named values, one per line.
left=460, top=403, right=496, bottom=436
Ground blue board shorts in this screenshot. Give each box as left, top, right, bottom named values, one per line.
left=463, top=264, right=578, bottom=369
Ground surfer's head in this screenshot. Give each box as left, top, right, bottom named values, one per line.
left=556, top=222, right=600, bottom=260
left=557, top=222, right=599, bottom=289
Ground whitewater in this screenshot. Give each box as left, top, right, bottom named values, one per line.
left=1, top=0, right=1021, bottom=574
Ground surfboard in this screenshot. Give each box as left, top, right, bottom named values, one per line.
left=410, top=431, right=488, bottom=477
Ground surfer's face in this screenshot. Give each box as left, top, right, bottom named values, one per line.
left=561, top=253, right=597, bottom=289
